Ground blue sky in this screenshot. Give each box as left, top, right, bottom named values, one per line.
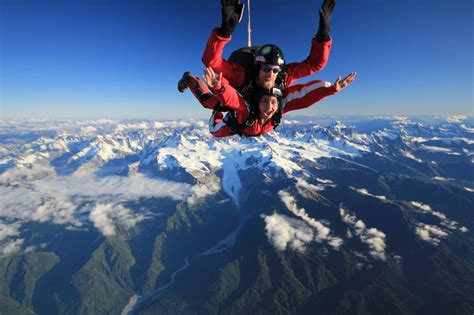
left=1, top=0, right=472, bottom=120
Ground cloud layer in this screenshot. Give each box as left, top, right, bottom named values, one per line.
left=0, top=163, right=192, bottom=256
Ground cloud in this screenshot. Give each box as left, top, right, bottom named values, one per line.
left=411, top=201, right=432, bottom=212
left=0, top=119, right=210, bottom=139
left=279, top=191, right=343, bottom=249
left=80, top=126, right=98, bottom=135
left=352, top=187, right=387, bottom=200
left=0, top=239, right=24, bottom=257
left=0, top=163, right=192, bottom=242
left=32, top=198, right=83, bottom=227
left=316, top=178, right=334, bottom=184
left=186, top=179, right=221, bottom=205
left=410, top=201, right=468, bottom=235
left=0, top=218, right=24, bottom=257
left=340, top=206, right=387, bottom=261
left=262, top=213, right=314, bottom=252
left=415, top=223, right=449, bottom=246
left=0, top=119, right=118, bottom=135
left=0, top=221, right=21, bottom=242
left=296, top=178, right=326, bottom=193
left=89, top=203, right=147, bottom=236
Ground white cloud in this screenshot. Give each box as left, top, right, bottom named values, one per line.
left=262, top=213, right=314, bottom=252
left=340, top=206, right=387, bottom=261
left=410, top=201, right=465, bottom=235
left=296, top=178, right=326, bottom=193
left=80, top=126, right=98, bottom=135
left=411, top=201, right=432, bottom=212
left=415, top=223, right=449, bottom=246
left=32, top=198, right=83, bottom=227
left=0, top=239, right=24, bottom=257
left=186, top=179, right=221, bottom=205
left=89, top=203, right=147, bottom=236
left=316, top=178, right=334, bottom=184
left=0, top=163, right=191, bottom=238
left=0, top=221, right=21, bottom=241
left=353, top=187, right=387, bottom=200
left=279, top=191, right=343, bottom=249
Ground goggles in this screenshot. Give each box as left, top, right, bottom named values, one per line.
left=261, top=64, right=281, bottom=74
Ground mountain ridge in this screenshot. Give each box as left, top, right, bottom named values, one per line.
left=0, top=116, right=473, bottom=314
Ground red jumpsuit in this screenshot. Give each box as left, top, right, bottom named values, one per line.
left=202, top=28, right=332, bottom=88
left=209, top=79, right=337, bottom=138
left=185, top=28, right=334, bottom=136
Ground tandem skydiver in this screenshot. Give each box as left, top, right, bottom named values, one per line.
left=178, top=0, right=356, bottom=137
left=179, top=0, right=335, bottom=103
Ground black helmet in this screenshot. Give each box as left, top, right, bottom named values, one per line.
left=257, top=86, right=283, bottom=100
left=254, top=86, right=284, bottom=111
left=255, top=44, right=285, bottom=66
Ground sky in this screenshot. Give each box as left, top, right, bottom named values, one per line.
left=0, top=0, right=473, bottom=120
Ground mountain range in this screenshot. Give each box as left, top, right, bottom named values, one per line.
left=0, top=115, right=473, bottom=314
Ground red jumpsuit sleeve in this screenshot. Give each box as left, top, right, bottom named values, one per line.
left=285, top=37, right=332, bottom=86
left=210, top=77, right=247, bottom=113
left=202, top=28, right=246, bottom=88
left=282, top=80, right=337, bottom=114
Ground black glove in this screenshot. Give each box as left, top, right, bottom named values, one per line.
left=316, top=0, right=336, bottom=42
left=219, top=0, right=244, bottom=38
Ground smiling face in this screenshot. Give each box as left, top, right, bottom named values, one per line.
left=258, top=95, right=279, bottom=122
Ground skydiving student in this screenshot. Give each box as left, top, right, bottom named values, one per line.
left=178, top=0, right=336, bottom=108
left=201, top=67, right=356, bottom=137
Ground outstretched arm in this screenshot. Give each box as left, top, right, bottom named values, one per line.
left=202, top=67, right=247, bottom=112
left=202, top=1, right=246, bottom=88
left=219, top=0, right=244, bottom=38
left=283, top=72, right=356, bottom=114
left=202, top=29, right=247, bottom=89
left=316, top=0, right=336, bottom=42
left=285, top=0, right=336, bottom=85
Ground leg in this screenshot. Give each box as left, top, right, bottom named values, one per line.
left=178, top=72, right=221, bottom=110
left=209, top=111, right=233, bottom=137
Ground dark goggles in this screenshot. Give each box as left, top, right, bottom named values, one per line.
left=261, top=64, right=281, bottom=74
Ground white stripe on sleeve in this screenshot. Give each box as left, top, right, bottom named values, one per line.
left=283, top=81, right=332, bottom=109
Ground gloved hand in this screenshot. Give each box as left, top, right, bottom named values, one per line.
left=219, top=0, right=244, bottom=38
left=316, top=0, right=336, bottom=42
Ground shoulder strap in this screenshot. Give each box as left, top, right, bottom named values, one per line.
left=223, top=108, right=258, bottom=137
left=271, top=110, right=282, bottom=129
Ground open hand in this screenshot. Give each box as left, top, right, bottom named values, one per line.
left=202, top=67, right=222, bottom=89
left=221, top=0, right=244, bottom=35
left=334, top=72, right=356, bottom=92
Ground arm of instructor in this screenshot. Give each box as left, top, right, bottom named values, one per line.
left=202, top=29, right=246, bottom=89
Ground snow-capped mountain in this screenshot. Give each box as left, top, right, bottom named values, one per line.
left=0, top=116, right=473, bottom=314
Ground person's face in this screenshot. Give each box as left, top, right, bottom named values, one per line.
left=258, top=95, right=279, bottom=121
left=257, top=64, right=281, bottom=89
